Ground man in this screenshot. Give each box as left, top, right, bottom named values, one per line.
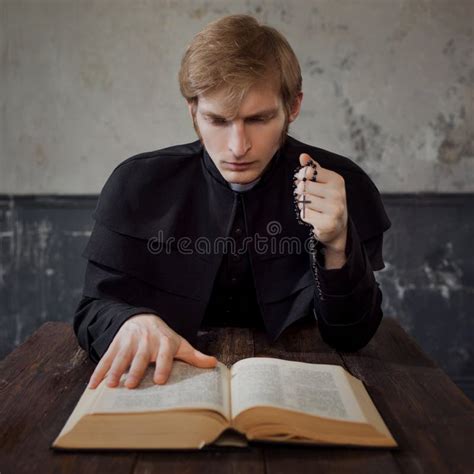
left=74, top=14, right=391, bottom=391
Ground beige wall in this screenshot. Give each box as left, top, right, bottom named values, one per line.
left=1, top=0, right=472, bottom=193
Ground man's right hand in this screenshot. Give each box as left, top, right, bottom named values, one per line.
left=87, top=313, right=217, bottom=389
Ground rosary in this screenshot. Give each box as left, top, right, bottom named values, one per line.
left=292, top=160, right=325, bottom=301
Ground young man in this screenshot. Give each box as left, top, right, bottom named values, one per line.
left=75, top=15, right=391, bottom=390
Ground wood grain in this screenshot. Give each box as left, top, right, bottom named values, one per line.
left=0, top=318, right=472, bottom=474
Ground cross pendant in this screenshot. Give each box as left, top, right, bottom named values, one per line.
left=297, top=194, right=312, bottom=219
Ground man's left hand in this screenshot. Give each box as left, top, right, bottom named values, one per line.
left=294, top=153, right=348, bottom=254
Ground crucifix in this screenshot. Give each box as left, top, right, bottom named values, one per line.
left=297, top=193, right=312, bottom=219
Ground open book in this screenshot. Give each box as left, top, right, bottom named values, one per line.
left=52, top=357, right=397, bottom=450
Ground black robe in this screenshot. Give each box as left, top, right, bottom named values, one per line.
left=74, top=135, right=391, bottom=363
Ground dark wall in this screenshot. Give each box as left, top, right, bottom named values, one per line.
left=0, top=194, right=472, bottom=400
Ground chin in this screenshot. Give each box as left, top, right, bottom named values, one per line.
left=224, top=171, right=260, bottom=184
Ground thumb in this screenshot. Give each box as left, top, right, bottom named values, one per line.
left=176, top=339, right=218, bottom=368
left=299, top=152, right=317, bottom=168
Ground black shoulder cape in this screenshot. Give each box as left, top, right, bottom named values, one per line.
left=81, top=135, right=391, bottom=347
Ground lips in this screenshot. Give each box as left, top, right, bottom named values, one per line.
left=224, top=161, right=254, bottom=171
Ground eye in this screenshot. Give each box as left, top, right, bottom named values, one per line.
left=210, top=118, right=228, bottom=126
left=248, top=116, right=270, bottom=123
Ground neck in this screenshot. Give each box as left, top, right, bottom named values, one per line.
left=228, top=177, right=261, bottom=192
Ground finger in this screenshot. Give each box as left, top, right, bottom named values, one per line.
left=153, top=336, right=174, bottom=384
left=296, top=154, right=332, bottom=183
left=299, top=153, right=316, bottom=168
left=299, top=206, right=325, bottom=230
left=298, top=154, right=320, bottom=181
left=175, top=339, right=218, bottom=368
left=300, top=207, right=336, bottom=238
left=299, top=188, right=346, bottom=221
left=88, top=344, right=118, bottom=389
left=295, top=163, right=316, bottom=180
left=295, top=165, right=319, bottom=186
left=295, top=179, right=326, bottom=198
left=125, top=342, right=151, bottom=389
left=106, top=346, right=134, bottom=388
left=297, top=193, right=327, bottom=214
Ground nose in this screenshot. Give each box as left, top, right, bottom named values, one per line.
left=228, top=121, right=251, bottom=158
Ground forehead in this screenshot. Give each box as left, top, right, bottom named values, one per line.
left=197, top=82, right=283, bottom=118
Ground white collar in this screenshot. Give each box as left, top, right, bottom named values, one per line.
left=228, top=177, right=261, bottom=192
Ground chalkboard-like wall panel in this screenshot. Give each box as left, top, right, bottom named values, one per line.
left=0, top=194, right=472, bottom=400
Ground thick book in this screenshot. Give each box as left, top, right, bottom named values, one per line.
left=52, top=357, right=398, bottom=450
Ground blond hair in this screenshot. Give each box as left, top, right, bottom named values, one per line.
left=178, top=14, right=302, bottom=119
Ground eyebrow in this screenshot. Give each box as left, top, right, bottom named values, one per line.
left=200, top=107, right=279, bottom=120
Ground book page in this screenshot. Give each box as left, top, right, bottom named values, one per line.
left=230, top=357, right=366, bottom=422
left=89, top=360, right=231, bottom=420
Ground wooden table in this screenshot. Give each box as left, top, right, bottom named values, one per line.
left=0, top=317, right=472, bottom=473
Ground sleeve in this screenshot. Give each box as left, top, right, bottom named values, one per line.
left=73, top=261, right=161, bottom=364
left=72, top=156, right=182, bottom=365
left=312, top=214, right=389, bottom=352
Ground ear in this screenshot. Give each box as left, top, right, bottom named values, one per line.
left=186, top=100, right=197, bottom=120
left=186, top=102, right=193, bottom=119
left=288, top=92, right=303, bottom=123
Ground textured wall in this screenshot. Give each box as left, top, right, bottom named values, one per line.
left=1, top=195, right=473, bottom=400
left=1, top=0, right=473, bottom=194
left=1, top=0, right=473, bottom=397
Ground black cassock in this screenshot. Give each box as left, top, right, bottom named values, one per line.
left=74, top=135, right=391, bottom=363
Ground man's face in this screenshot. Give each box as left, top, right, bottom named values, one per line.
left=189, top=81, right=302, bottom=184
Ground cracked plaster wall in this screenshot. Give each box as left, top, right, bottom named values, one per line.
left=1, top=0, right=473, bottom=193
